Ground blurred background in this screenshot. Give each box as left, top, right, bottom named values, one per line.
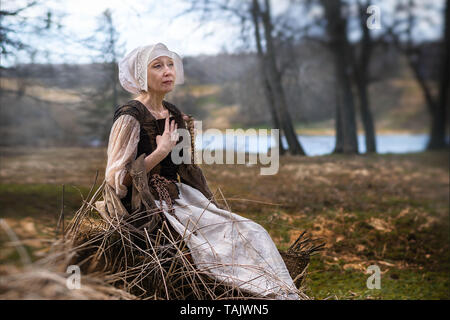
left=0, top=0, right=449, bottom=300
left=0, top=0, right=448, bottom=155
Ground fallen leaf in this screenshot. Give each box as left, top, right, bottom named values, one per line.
left=377, top=260, right=395, bottom=267
left=343, top=263, right=366, bottom=271
left=368, top=217, right=393, bottom=233
left=356, top=244, right=366, bottom=252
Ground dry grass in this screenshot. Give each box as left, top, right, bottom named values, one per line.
left=0, top=152, right=321, bottom=300
left=0, top=147, right=448, bottom=299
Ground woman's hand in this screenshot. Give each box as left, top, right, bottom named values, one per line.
left=156, top=117, right=179, bottom=156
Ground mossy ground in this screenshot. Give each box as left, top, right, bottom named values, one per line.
left=0, top=147, right=448, bottom=299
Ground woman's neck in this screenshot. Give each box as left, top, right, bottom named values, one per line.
left=135, top=92, right=166, bottom=113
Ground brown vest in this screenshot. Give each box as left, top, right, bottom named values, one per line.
left=112, top=99, right=219, bottom=212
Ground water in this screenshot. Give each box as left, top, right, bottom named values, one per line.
left=195, top=133, right=438, bottom=156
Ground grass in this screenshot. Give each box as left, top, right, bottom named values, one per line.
left=0, top=183, right=90, bottom=219
left=0, top=147, right=448, bottom=299
left=0, top=183, right=92, bottom=266
left=305, top=258, right=449, bottom=299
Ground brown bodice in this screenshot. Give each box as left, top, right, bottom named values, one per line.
left=111, top=99, right=220, bottom=214
left=112, top=99, right=185, bottom=210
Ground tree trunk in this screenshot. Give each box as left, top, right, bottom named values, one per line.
left=260, top=0, right=305, bottom=155
left=428, top=0, right=449, bottom=149
left=322, top=0, right=359, bottom=154
left=263, top=74, right=287, bottom=155
left=333, top=87, right=344, bottom=153
left=251, top=0, right=287, bottom=155
left=354, top=1, right=377, bottom=153
left=356, top=79, right=376, bottom=153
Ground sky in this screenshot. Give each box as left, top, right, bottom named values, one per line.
left=1, top=0, right=446, bottom=67
left=3, top=0, right=241, bottom=66
left=51, top=0, right=236, bottom=56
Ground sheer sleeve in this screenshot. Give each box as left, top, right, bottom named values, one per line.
left=105, top=114, right=140, bottom=199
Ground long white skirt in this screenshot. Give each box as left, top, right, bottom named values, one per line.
left=154, top=182, right=300, bottom=300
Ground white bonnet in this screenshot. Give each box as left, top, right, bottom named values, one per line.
left=118, top=43, right=184, bottom=94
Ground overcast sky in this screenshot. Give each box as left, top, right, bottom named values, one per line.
left=3, top=0, right=240, bottom=66
left=51, top=0, right=236, bottom=56
left=1, top=0, right=445, bottom=67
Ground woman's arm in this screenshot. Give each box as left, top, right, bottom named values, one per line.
left=121, top=116, right=178, bottom=187
left=121, top=147, right=167, bottom=187
left=105, top=115, right=140, bottom=198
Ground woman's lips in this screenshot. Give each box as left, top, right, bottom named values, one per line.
left=163, top=80, right=173, bottom=84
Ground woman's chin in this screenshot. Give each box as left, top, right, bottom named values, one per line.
left=164, top=83, right=175, bottom=91
left=149, top=87, right=174, bottom=94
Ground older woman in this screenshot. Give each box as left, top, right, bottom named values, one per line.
left=104, top=43, right=299, bottom=300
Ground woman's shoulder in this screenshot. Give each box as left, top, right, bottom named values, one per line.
left=113, top=99, right=185, bottom=124
left=113, top=100, right=146, bottom=123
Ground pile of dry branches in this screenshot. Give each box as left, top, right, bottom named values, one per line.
left=0, top=157, right=324, bottom=300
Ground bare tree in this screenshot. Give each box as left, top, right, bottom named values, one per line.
left=251, top=0, right=287, bottom=155
left=253, top=0, right=305, bottom=155
left=320, top=0, right=359, bottom=154
left=0, top=0, right=64, bottom=101
left=0, top=0, right=64, bottom=66
left=432, top=0, right=449, bottom=149
left=78, top=9, right=125, bottom=145
left=387, top=0, right=449, bottom=150
left=180, top=0, right=305, bottom=155
left=404, top=0, right=447, bottom=150
left=351, top=0, right=377, bottom=153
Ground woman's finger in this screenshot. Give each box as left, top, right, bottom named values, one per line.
left=164, top=117, right=170, bottom=133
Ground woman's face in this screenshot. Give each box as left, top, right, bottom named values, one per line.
left=146, top=56, right=176, bottom=94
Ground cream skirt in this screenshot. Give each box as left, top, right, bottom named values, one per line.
left=154, top=182, right=300, bottom=300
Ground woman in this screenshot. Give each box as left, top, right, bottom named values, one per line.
left=105, top=43, right=299, bottom=300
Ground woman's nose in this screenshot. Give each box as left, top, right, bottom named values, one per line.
left=163, top=64, right=174, bottom=75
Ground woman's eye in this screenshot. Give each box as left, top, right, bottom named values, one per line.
left=153, top=64, right=161, bottom=68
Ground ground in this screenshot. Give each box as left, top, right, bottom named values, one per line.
left=0, top=147, right=448, bottom=299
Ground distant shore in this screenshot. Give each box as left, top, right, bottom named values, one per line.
left=197, top=127, right=431, bottom=136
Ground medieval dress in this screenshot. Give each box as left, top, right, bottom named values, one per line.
left=104, top=99, right=299, bottom=300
